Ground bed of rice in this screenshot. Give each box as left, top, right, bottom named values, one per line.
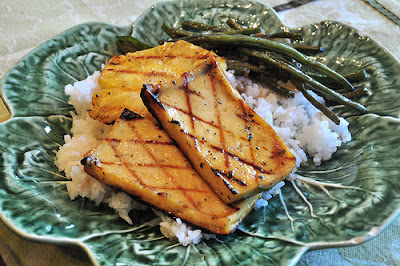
left=54, top=69, right=351, bottom=246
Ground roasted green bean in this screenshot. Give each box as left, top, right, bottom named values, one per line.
left=239, top=48, right=366, bottom=114
left=290, top=44, right=324, bottom=54
left=258, top=32, right=303, bottom=41
left=226, top=18, right=243, bottom=30
left=342, top=87, right=369, bottom=98
left=116, top=36, right=152, bottom=53
left=294, top=81, right=340, bottom=125
left=308, top=70, right=367, bottom=84
left=180, top=34, right=355, bottom=91
left=182, top=20, right=223, bottom=32
left=161, top=23, right=193, bottom=38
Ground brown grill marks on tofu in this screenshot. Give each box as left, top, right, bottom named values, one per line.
left=209, top=68, right=230, bottom=169
left=82, top=113, right=261, bottom=234
left=141, top=59, right=296, bottom=204
left=111, top=118, right=208, bottom=206
left=90, top=41, right=226, bottom=126
left=98, top=40, right=226, bottom=91
left=105, top=68, right=177, bottom=78
left=181, top=72, right=196, bottom=131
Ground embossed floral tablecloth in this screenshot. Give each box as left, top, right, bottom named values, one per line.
left=0, top=0, right=399, bottom=265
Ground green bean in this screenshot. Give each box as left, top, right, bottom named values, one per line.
left=226, top=60, right=295, bottom=98
left=343, top=70, right=368, bottom=82
left=226, top=18, right=243, bottom=29
left=239, top=48, right=366, bottom=114
left=116, top=36, right=152, bottom=53
left=294, top=81, right=340, bottom=125
left=181, top=20, right=223, bottom=32
left=290, top=44, right=324, bottom=54
left=342, top=87, right=369, bottom=98
left=180, top=34, right=355, bottom=91
left=308, top=70, right=367, bottom=84
left=161, top=24, right=193, bottom=38
left=226, top=59, right=268, bottom=75
left=223, top=27, right=262, bottom=35
left=257, top=75, right=295, bottom=98
left=259, top=32, right=303, bottom=41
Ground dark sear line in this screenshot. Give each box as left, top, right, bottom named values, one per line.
left=215, top=169, right=247, bottom=186
left=236, top=112, right=259, bottom=125
left=182, top=72, right=196, bottom=130
left=125, top=120, right=204, bottom=211
left=162, top=101, right=233, bottom=134
left=123, top=54, right=218, bottom=61
left=105, top=137, right=176, bottom=146
left=108, top=144, right=155, bottom=190
left=82, top=154, right=205, bottom=194
left=238, top=100, right=257, bottom=181
left=181, top=130, right=269, bottom=176
left=106, top=68, right=177, bottom=78
left=97, top=160, right=193, bottom=170
left=208, top=144, right=266, bottom=174
left=209, top=67, right=230, bottom=168
left=211, top=168, right=240, bottom=195
left=179, top=79, right=205, bottom=99
left=134, top=163, right=193, bottom=170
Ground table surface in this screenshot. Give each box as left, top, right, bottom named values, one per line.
left=1, top=0, right=399, bottom=265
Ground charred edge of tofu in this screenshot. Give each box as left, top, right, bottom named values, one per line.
left=140, top=84, right=164, bottom=124
left=119, top=108, right=144, bottom=120
left=211, top=168, right=240, bottom=195
left=81, top=156, right=98, bottom=167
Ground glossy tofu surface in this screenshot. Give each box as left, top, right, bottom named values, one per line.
left=82, top=109, right=260, bottom=234
left=99, top=40, right=226, bottom=90
left=90, top=40, right=225, bottom=124
left=142, top=60, right=296, bottom=203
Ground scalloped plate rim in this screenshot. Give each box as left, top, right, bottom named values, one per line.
left=0, top=21, right=132, bottom=120
left=0, top=0, right=399, bottom=265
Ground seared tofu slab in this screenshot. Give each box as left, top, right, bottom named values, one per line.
left=141, top=59, right=296, bottom=204
left=82, top=109, right=260, bottom=234
left=90, top=40, right=225, bottom=125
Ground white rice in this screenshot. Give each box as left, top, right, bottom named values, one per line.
left=55, top=68, right=351, bottom=246
left=226, top=72, right=351, bottom=167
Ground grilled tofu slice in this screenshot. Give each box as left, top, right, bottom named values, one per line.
left=90, top=40, right=225, bottom=124
left=99, top=40, right=226, bottom=90
left=141, top=59, right=296, bottom=204
left=82, top=109, right=261, bottom=234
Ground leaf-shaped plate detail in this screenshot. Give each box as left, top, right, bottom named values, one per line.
left=0, top=0, right=400, bottom=265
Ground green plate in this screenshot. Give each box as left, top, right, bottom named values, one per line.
left=1, top=0, right=400, bottom=265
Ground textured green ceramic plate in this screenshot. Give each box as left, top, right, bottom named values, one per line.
left=1, top=0, right=400, bottom=265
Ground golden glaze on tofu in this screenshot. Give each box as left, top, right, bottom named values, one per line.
left=90, top=40, right=225, bottom=124
left=98, top=40, right=225, bottom=90
left=82, top=109, right=260, bottom=234
left=141, top=59, right=296, bottom=204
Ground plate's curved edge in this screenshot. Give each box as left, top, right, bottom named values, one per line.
left=270, top=194, right=400, bottom=265
left=0, top=21, right=133, bottom=265
left=290, top=19, right=400, bottom=67
left=289, top=19, right=400, bottom=121
left=130, top=0, right=286, bottom=43
left=0, top=21, right=132, bottom=124
left=0, top=213, right=100, bottom=266
left=130, top=0, right=285, bottom=24
left=310, top=204, right=400, bottom=250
